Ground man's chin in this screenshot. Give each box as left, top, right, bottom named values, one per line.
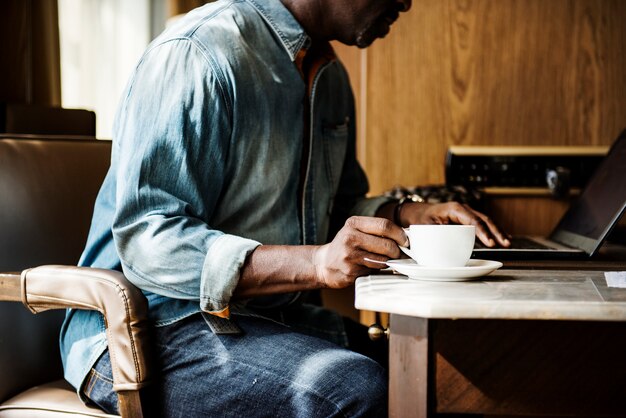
left=355, top=37, right=374, bottom=48
left=355, top=26, right=390, bottom=48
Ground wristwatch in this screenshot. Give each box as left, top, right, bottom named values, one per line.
left=393, top=193, right=424, bottom=226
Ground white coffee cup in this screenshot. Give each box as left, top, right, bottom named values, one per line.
left=401, top=225, right=476, bottom=267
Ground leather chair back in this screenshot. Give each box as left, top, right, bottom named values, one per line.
left=0, top=138, right=111, bottom=402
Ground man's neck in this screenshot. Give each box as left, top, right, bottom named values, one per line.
left=279, top=0, right=330, bottom=43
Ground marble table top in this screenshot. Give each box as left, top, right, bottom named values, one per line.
left=355, top=269, right=626, bottom=321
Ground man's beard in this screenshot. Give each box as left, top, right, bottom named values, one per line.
left=355, top=24, right=389, bottom=48
left=354, top=11, right=397, bottom=48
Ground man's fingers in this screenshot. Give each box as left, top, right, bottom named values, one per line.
left=442, top=206, right=486, bottom=243
left=445, top=204, right=498, bottom=247
left=345, top=216, right=408, bottom=247
left=343, top=227, right=403, bottom=260
left=467, top=205, right=511, bottom=247
left=363, top=255, right=390, bottom=269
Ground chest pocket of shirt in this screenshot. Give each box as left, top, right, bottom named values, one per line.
left=322, top=121, right=349, bottom=198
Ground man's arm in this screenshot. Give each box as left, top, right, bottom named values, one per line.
left=111, top=40, right=263, bottom=317
left=234, top=200, right=511, bottom=299
left=376, top=200, right=510, bottom=247
left=235, top=216, right=406, bottom=298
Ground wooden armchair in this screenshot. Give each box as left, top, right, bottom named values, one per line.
left=0, top=138, right=152, bottom=417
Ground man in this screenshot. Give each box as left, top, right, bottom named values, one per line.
left=61, top=0, right=509, bottom=416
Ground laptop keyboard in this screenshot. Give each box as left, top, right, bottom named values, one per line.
left=475, top=236, right=552, bottom=250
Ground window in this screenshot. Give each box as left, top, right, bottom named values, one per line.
left=58, top=0, right=165, bottom=138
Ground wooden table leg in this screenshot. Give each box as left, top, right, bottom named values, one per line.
left=389, top=315, right=430, bottom=418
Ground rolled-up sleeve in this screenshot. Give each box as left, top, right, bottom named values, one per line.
left=200, top=234, right=260, bottom=316
left=111, top=38, right=255, bottom=316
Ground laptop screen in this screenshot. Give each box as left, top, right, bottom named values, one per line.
left=550, top=131, right=626, bottom=254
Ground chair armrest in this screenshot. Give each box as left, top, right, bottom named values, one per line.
left=0, top=265, right=152, bottom=393
left=0, top=272, right=21, bottom=302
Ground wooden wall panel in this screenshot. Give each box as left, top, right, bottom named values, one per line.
left=354, top=0, right=626, bottom=195
left=484, top=196, right=571, bottom=236
left=333, top=1, right=626, bottom=322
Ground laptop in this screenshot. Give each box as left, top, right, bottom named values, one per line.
left=472, top=129, right=626, bottom=260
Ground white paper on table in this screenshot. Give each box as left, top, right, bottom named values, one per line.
left=604, top=271, right=626, bottom=288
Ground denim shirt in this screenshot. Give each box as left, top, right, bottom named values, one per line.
left=60, top=0, right=390, bottom=391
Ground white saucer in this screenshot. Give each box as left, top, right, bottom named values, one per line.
left=385, top=259, right=503, bottom=282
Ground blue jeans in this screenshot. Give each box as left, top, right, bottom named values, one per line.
left=81, top=309, right=387, bottom=417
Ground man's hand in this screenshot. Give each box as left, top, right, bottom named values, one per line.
left=313, top=216, right=406, bottom=288
left=399, top=201, right=510, bottom=248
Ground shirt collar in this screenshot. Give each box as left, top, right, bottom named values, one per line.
left=246, top=0, right=311, bottom=61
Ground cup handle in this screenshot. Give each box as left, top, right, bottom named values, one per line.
left=399, top=245, right=413, bottom=259
left=400, top=228, right=412, bottom=254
